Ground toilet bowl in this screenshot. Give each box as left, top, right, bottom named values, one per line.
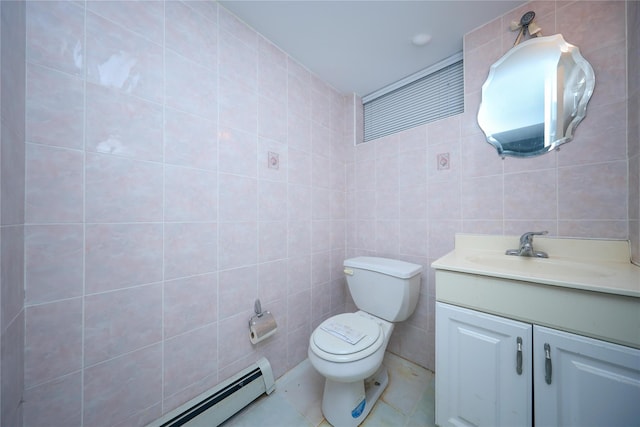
left=308, top=257, right=422, bottom=427
left=308, top=311, right=392, bottom=382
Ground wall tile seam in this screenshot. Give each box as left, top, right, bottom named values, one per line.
left=555, top=148, right=630, bottom=168
left=586, top=24, right=628, bottom=45
left=82, top=280, right=165, bottom=299
left=23, top=293, right=83, bottom=310
left=459, top=171, right=505, bottom=181
left=554, top=218, right=630, bottom=223
left=286, top=74, right=312, bottom=99
left=0, top=214, right=26, bottom=228
left=0, top=307, right=24, bottom=343
left=572, top=34, right=627, bottom=59
left=424, top=135, right=463, bottom=147
left=179, top=1, right=219, bottom=25
left=22, top=367, right=79, bottom=398
left=80, top=340, right=162, bottom=373
left=82, top=8, right=163, bottom=49
left=587, top=96, right=632, bottom=115
left=555, top=157, right=629, bottom=171
left=501, top=216, right=561, bottom=223
left=213, top=4, right=223, bottom=418
left=217, top=263, right=280, bottom=277
left=502, top=166, right=560, bottom=176
left=87, top=8, right=218, bottom=65
left=311, top=117, right=344, bottom=135
left=257, top=94, right=287, bottom=115
left=83, top=222, right=208, bottom=228
left=218, top=170, right=260, bottom=182
left=463, top=21, right=502, bottom=52
left=24, top=271, right=219, bottom=306
left=162, top=320, right=219, bottom=343
left=26, top=71, right=190, bottom=123
left=24, top=57, right=84, bottom=82
left=310, top=143, right=338, bottom=158
left=463, top=34, right=505, bottom=59
left=258, top=170, right=290, bottom=184
left=311, top=81, right=343, bottom=104
left=257, top=49, right=288, bottom=73
left=27, top=145, right=211, bottom=172
left=23, top=139, right=85, bottom=156
left=219, top=21, right=258, bottom=53
left=164, top=104, right=218, bottom=128
left=163, top=163, right=220, bottom=176
left=159, top=96, right=218, bottom=123
left=79, top=0, right=89, bottom=422
left=555, top=220, right=630, bottom=228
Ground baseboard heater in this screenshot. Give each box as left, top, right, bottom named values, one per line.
left=147, top=357, right=275, bottom=427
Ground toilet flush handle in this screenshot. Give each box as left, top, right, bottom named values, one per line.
left=344, top=268, right=354, bottom=276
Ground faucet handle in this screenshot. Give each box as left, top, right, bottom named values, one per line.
left=520, top=230, right=548, bottom=244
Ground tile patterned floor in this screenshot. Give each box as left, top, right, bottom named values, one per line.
left=223, top=352, right=436, bottom=427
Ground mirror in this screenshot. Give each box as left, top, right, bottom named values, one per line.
left=477, top=34, right=595, bottom=158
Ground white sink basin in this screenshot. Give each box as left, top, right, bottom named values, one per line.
left=465, top=253, right=614, bottom=279
left=431, top=234, right=640, bottom=298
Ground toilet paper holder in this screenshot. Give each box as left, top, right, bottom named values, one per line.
left=248, top=299, right=278, bottom=344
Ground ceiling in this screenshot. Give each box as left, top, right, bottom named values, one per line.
left=219, top=0, right=526, bottom=97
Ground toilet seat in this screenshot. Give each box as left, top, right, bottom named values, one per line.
left=311, top=313, right=384, bottom=363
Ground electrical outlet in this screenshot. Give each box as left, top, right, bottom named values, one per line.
left=268, top=151, right=279, bottom=170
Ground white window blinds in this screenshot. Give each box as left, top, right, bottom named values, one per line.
left=363, top=56, right=464, bottom=142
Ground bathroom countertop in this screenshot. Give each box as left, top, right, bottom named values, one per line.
left=432, top=234, right=640, bottom=348
left=432, top=234, right=640, bottom=298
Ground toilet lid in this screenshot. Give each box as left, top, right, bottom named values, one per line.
left=313, top=313, right=382, bottom=356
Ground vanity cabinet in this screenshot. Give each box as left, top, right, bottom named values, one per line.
left=436, top=302, right=532, bottom=426
left=436, top=302, right=640, bottom=427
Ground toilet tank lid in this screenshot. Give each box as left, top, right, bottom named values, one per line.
left=344, top=257, right=422, bottom=279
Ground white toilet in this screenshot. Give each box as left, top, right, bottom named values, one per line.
left=308, top=256, right=422, bottom=427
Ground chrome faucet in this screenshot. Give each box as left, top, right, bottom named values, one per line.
left=506, top=231, right=549, bottom=258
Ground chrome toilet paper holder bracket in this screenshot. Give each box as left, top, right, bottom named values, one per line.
left=253, top=299, right=265, bottom=318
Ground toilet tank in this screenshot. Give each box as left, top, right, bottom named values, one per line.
left=343, top=257, right=422, bottom=322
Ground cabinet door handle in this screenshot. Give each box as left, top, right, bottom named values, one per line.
left=544, top=343, right=552, bottom=384
left=516, top=337, right=523, bottom=375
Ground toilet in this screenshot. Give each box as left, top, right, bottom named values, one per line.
left=308, top=256, right=422, bottom=427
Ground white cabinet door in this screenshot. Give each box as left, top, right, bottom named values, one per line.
left=436, top=302, right=533, bottom=427
left=533, top=325, right=640, bottom=427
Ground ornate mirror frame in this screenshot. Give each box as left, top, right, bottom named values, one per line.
left=477, top=34, right=595, bottom=158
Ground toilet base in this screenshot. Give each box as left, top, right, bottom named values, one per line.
left=322, top=364, right=389, bottom=427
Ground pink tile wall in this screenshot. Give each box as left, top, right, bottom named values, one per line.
left=23, top=2, right=348, bottom=426
left=1, top=1, right=25, bottom=427
left=19, top=1, right=636, bottom=424
left=348, top=0, right=631, bottom=371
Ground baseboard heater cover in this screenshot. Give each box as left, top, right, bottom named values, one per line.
left=147, top=357, right=275, bottom=427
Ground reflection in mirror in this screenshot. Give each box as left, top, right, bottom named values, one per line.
left=477, top=34, right=595, bottom=158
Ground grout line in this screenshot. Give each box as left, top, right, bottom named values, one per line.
left=160, top=0, right=167, bottom=415
left=20, top=0, right=28, bottom=419
left=215, top=0, right=221, bottom=388
left=80, top=1, right=88, bottom=425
